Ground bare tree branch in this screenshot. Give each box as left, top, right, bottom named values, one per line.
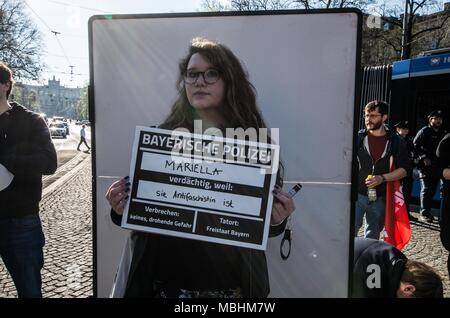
left=412, top=14, right=450, bottom=38
left=0, top=0, right=44, bottom=80
left=412, top=0, right=429, bottom=15
left=202, top=0, right=376, bottom=11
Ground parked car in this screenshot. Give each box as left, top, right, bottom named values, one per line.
left=52, top=116, right=65, bottom=122
left=49, top=123, right=67, bottom=138
left=52, top=119, right=70, bottom=135
left=61, top=121, right=70, bottom=135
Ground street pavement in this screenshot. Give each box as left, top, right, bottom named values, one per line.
left=1, top=151, right=449, bottom=297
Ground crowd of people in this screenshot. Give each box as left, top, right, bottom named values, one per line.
left=355, top=99, right=449, bottom=298
left=1, top=37, right=449, bottom=298
left=356, top=103, right=447, bottom=236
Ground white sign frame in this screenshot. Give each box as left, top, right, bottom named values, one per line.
left=89, top=9, right=362, bottom=298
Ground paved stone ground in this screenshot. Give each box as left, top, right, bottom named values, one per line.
left=403, top=211, right=449, bottom=297
left=0, top=154, right=93, bottom=298
left=1, top=156, right=449, bottom=297
left=42, top=150, right=87, bottom=189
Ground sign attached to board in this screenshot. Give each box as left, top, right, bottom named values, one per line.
left=91, top=10, right=361, bottom=297
left=121, top=126, right=280, bottom=250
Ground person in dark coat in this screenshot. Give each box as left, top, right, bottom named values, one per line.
left=436, top=133, right=450, bottom=278
left=414, top=110, right=447, bottom=222
left=105, top=38, right=295, bottom=298
left=394, top=120, right=418, bottom=221
left=352, top=237, right=443, bottom=298
left=0, top=62, right=57, bottom=298
left=355, top=101, right=411, bottom=239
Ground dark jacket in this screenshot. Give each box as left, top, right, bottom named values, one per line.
left=436, top=133, right=450, bottom=251
left=414, top=125, right=447, bottom=167
left=437, top=133, right=450, bottom=194
left=357, top=125, right=411, bottom=197
left=405, top=135, right=415, bottom=162
left=352, top=237, right=407, bottom=298
left=111, top=209, right=286, bottom=298
left=0, top=103, right=57, bottom=218
left=401, top=134, right=415, bottom=162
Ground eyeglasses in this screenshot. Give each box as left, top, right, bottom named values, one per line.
left=184, top=69, right=220, bottom=85
left=364, top=113, right=382, bottom=119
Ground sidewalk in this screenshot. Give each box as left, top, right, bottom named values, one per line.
left=0, top=155, right=93, bottom=298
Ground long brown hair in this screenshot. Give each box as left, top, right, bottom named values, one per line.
left=161, top=37, right=266, bottom=131
left=160, top=37, right=284, bottom=185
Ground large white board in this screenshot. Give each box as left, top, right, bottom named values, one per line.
left=89, top=10, right=361, bottom=298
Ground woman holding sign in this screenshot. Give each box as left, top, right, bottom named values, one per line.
left=106, top=37, right=295, bottom=298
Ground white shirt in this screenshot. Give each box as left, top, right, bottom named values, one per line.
left=80, top=127, right=86, bottom=138
left=0, top=163, right=14, bottom=191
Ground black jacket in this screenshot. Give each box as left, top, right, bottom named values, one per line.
left=436, top=134, right=450, bottom=251
left=0, top=103, right=57, bottom=218
left=400, top=134, right=415, bottom=161
left=357, top=126, right=411, bottom=197
left=352, top=238, right=407, bottom=298
left=111, top=209, right=286, bottom=298
left=414, top=125, right=447, bottom=168
left=437, top=133, right=450, bottom=194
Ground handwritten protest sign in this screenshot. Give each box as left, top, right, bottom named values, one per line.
left=121, top=127, right=280, bottom=250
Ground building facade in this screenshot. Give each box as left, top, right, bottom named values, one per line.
left=12, top=76, right=81, bottom=118
left=362, top=2, right=450, bottom=66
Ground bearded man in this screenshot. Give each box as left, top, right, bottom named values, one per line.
left=355, top=100, right=411, bottom=239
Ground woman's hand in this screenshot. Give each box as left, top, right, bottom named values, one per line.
left=105, top=176, right=130, bottom=215
left=271, top=185, right=296, bottom=226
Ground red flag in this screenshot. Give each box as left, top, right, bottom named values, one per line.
left=383, top=160, right=411, bottom=250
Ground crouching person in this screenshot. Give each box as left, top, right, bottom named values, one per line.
left=352, top=237, right=443, bottom=298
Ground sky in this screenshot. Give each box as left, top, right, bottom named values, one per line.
left=21, top=0, right=448, bottom=88
left=24, top=0, right=205, bottom=88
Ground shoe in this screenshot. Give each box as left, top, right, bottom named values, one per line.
left=420, top=213, right=434, bottom=223
left=77, top=149, right=80, bottom=151
left=408, top=214, right=418, bottom=222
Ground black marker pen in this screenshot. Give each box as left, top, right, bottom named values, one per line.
left=287, top=183, right=302, bottom=198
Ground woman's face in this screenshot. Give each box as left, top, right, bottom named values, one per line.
left=185, top=53, right=226, bottom=112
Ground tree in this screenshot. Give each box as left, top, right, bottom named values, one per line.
left=203, top=0, right=294, bottom=10
left=75, top=86, right=88, bottom=120
left=296, top=0, right=374, bottom=9
left=10, top=83, right=40, bottom=112
left=202, top=0, right=375, bottom=11
left=369, top=0, right=450, bottom=61
left=0, top=0, right=44, bottom=80
left=202, top=0, right=450, bottom=66
left=401, top=0, right=449, bottom=59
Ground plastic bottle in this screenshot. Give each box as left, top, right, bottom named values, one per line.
left=366, top=175, right=377, bottom=202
